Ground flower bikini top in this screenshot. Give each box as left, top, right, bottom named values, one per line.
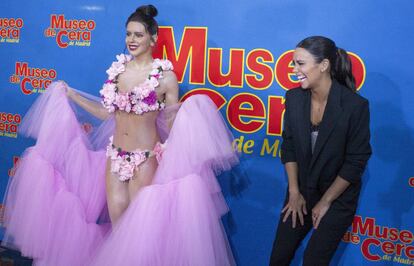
left=100, top=54, right=173, bottom=114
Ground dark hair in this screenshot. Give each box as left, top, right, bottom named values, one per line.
left=296, top=36, right=356, bottom=92
left=126, top=5, right=158, bottom=36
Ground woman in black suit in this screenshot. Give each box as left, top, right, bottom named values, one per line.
left=269, top=36, right=372, bottom=266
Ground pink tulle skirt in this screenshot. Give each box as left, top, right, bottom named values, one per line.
left=2, top=82, right=238, bottom=266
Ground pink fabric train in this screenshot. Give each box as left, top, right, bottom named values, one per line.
left=2, top=81, right=238, bottom=266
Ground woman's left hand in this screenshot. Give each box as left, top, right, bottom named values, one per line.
left=311, top=199, right=331, bottom=229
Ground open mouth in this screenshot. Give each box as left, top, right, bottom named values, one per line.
left=296, top=75, right=307, bottom=82
left=128, top=44, right=139, bottom=51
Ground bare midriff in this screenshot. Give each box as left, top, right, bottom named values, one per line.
left=112, top=110, right=160, bottom=151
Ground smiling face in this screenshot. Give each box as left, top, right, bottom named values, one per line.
left=125, top=21, right=156, bottom=58
left=293, top=47, right=329, bottom=89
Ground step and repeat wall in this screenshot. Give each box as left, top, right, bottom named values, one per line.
left=1, top=1, right=413, bottom=265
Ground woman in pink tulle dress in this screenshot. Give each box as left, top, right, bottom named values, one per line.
left=2, top=5, right=238, bottom=266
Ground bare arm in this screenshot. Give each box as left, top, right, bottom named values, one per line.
left=160, top=71, right=179, bottom=130
left=163, top=71, right=179, bottom=106
left=67, top=88, right=110, bottom=120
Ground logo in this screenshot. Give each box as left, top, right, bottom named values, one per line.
left=0, top=17, right=23, bottom=43
left=44, top=14, right=96, bottom=48
left=10, top=62, right=57, bottom=94
left=0, top=112, right=21, bottom=138
left=343, top=215, right=414, bottom=264
left=152, top=27, right=368, bottom=157
left=409, top=177, right=414, bottom=188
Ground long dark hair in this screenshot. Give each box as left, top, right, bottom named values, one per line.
left=296, top=36, right=356, bottom=92
left=126, top=5, right=158, bottom=36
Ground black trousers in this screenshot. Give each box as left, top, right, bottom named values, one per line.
left=269, top=198, right=355, bottom=266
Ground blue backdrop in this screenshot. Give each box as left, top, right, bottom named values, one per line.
left=1, top=1, right=413, bottom=265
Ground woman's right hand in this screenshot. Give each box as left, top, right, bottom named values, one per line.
left=281, top=191, right=307, bottom=228
left=58, top=81, right=75, bottom=99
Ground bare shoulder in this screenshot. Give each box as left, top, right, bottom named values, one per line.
left=162, top=70, right=178, bottom=91
left=163, top=70, right=178, bottom=83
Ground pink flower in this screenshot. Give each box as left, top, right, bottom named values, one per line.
left=148, top=76, right=160, bottom=88
left=100, top=83, right=116, bottom=102
left=150, top=68, right=160, bottom=76
left=106, top=61, right=125, bottom=80
left=153, top=59, right=173, bottom=71
left=115, top=93, right=129, bottom=110
left=116, top=54, right=132, bottom=64
left=125, top=102, right=132, bottom=113
left=133, top=82, right=154, bottom=100
left=142, top=91, right=157, bottom=105
left=110, top=159, right=121, bottom=173
left=118, top=162, right=135, bottom=181
left=153, top=141, right=167, bottom=162
left=132, top=152, right=146, bottom=165
left=101, top=54, right=168, bottom=116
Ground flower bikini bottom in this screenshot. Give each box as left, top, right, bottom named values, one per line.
left=106, top=136, right=166, bottom=181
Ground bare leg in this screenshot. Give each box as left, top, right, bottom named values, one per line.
left=129, top=156, right=158, bottom=200
left=106, top=159, right=130, bottom=224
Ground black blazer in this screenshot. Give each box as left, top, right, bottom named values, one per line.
left=281, top=80, right=372, bottom=210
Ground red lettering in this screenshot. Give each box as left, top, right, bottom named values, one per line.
left=15, top=62, right=28, bottom=76
left=87, top=20, right=95, bottom=30
left=154, top=27, right=207, bottom=84
left=342, top=231, right=360, bottom=244
left=208, top=48, right=244, bottom=87
left=375, top=225, right=388, bottom=239
left=14, top=114, right=21, bottom=123
left=21, top=77, right=33, bottom=94
left=267, top=96, right=284, bottom=136
left=6, top=114, right=13, bottom=123
left=16, top=18, right=23, bottom=28
left=409, top=177, right=414, bottom=187
left=56, top=30, right=69, bottom=48
left=0, top=27, right=19, bottom=38
left=0, top=18, right=23, bottom=28
left=0, top=123, right=18, bottom=133
left=400, top=230, right=414, bottom=244
left=246, top=49, right=274, bottom=90
left=407, top=246, right=414, bottom=259
left=382, top=241, right=395, bottom=254
left=361, top=238, right=381, bottom=261
left=275, top=50, right=297, bottom=90
left=51, top=14, right=64, bottom=28
left=20, top=77, right=52, bottom=94
left=180, top=88, right=227, bottom=109
left=227, top=93, right=265, bottom=133
left=348, top=52, right=366, bottom=90
left=352, top=215, right=375, bottom=236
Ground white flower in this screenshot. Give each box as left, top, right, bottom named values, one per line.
left=116, top=54, right=132, bottom=64
left=153, top=59, right=173, bottom=71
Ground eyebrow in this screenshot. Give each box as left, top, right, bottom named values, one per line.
left=126, top=30, right=145, bottom=34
